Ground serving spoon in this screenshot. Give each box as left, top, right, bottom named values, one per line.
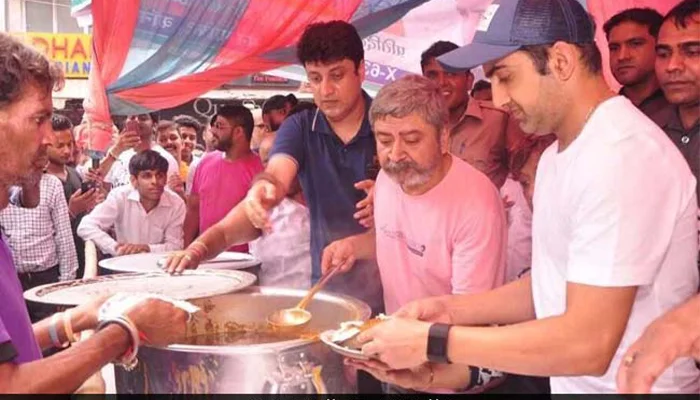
left=267, top=266, right=340, bottom=329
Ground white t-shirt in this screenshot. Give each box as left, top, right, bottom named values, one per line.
left=249, top=197, right=312, bottom=289
left=105, top=145, right=179, bottom=188
left=185, top=154, right=203, bottom=196
left=501, top=177, right=533, bottom=282
left=531, top=96, right=699, bottom=394
left=375, top=155, right=507, bottom=314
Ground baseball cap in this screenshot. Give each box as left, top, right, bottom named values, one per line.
left=438, top=0, right=595, bottom=72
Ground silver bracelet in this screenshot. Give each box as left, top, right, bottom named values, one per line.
left=49, top=313, right=67, bottom=349
left=97, top=315, right=140, bottom=370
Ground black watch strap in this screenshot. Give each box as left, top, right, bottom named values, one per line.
left=427, top=323, right=452, bottom=364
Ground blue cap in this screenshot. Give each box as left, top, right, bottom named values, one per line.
left=438, top=0, right=595, bottom=71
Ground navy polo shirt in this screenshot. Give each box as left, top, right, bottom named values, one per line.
left=270, top=92, right=384, bottom=313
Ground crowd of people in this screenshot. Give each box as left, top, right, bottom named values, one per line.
left=0, top=0, right=697, bottom=394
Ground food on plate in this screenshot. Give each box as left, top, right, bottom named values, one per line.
left=330, top=314, right=388, bottom=350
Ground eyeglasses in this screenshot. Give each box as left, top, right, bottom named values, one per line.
left=213, top=122, right=233, bottom=131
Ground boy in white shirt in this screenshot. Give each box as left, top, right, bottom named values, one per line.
left=78, top=150, right=185, bottom=256
left=248, top=134, right=312, bottom=289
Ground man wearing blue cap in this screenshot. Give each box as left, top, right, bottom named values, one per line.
left=354, top=0, right=699, bottom=394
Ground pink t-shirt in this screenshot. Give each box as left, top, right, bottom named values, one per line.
left=375, top=155, right=507, bottom=314
left=191, top=151, right=263, bottom=252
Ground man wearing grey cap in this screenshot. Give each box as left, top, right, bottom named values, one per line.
left=354, top=0, right=699, bottom=394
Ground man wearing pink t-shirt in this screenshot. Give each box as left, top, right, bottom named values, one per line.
left=322, top=75, right=507, bottom=393
left=185, top=106, right=263, bottom=253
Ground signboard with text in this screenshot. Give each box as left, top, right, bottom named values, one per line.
left=13, top=33, right=92, bottom=79
left=250, top=73, right=290, bottom=85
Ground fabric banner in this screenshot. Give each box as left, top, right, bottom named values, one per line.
left=361, top=0, right=674, bottom=87
left=362, top=0, right=492, bottom=84
left=266, top=0, right=589, bottom=88
left=268, top=0, right=675, bottom=92
left=79, top=0, right=428, bottom=151
left=76, top=0, right=678, bottom=151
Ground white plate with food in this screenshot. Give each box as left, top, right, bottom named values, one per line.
left=320, top=316, right=387, bottom=360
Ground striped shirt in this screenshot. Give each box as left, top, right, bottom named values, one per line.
left=0, top=174, right=78, bottom=281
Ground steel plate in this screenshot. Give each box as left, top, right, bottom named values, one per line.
left=23, top=270, right=257, bottom=306
left=99, top=252, right=261, bottom=273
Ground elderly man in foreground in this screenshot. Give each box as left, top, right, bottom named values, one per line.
left=0, top=32, right=189, bottom=394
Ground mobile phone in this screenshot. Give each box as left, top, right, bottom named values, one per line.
left=85, top=149, right=106, bottom=160
left=81, top=181, right=96, bottom=193
left=91, top=157, right=100, bottom=170
left=125, top=119, right=139, bottom=133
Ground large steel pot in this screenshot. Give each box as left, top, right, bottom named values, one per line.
left=114, top=286, right=371, bottom=394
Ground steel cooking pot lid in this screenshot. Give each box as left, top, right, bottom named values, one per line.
left=98, top=252, right=261, bottom=273
left=23, top=270, right=257, bottom=306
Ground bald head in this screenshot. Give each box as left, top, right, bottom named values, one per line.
left=258, top=133, right=276, bottom=165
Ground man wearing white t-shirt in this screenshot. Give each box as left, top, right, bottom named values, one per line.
left=353, top=0, right=699, bottom=394
left=97, top=114, right=179, bottom=189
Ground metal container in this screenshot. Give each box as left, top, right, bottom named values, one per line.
left=114, top=286, right=371, bottom=394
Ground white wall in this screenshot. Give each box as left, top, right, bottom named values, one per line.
left=0, top=0, right=5, bottom=32
left=7, top=0, right=23, bottom=32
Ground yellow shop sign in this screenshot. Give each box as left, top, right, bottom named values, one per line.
left=14, top=32, right=92, bottom=79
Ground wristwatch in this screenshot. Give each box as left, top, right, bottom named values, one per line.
left=427, top=323, right=452, bottom=364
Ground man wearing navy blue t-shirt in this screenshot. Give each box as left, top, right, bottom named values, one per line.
left=164, top=21, right=384, bottom=316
